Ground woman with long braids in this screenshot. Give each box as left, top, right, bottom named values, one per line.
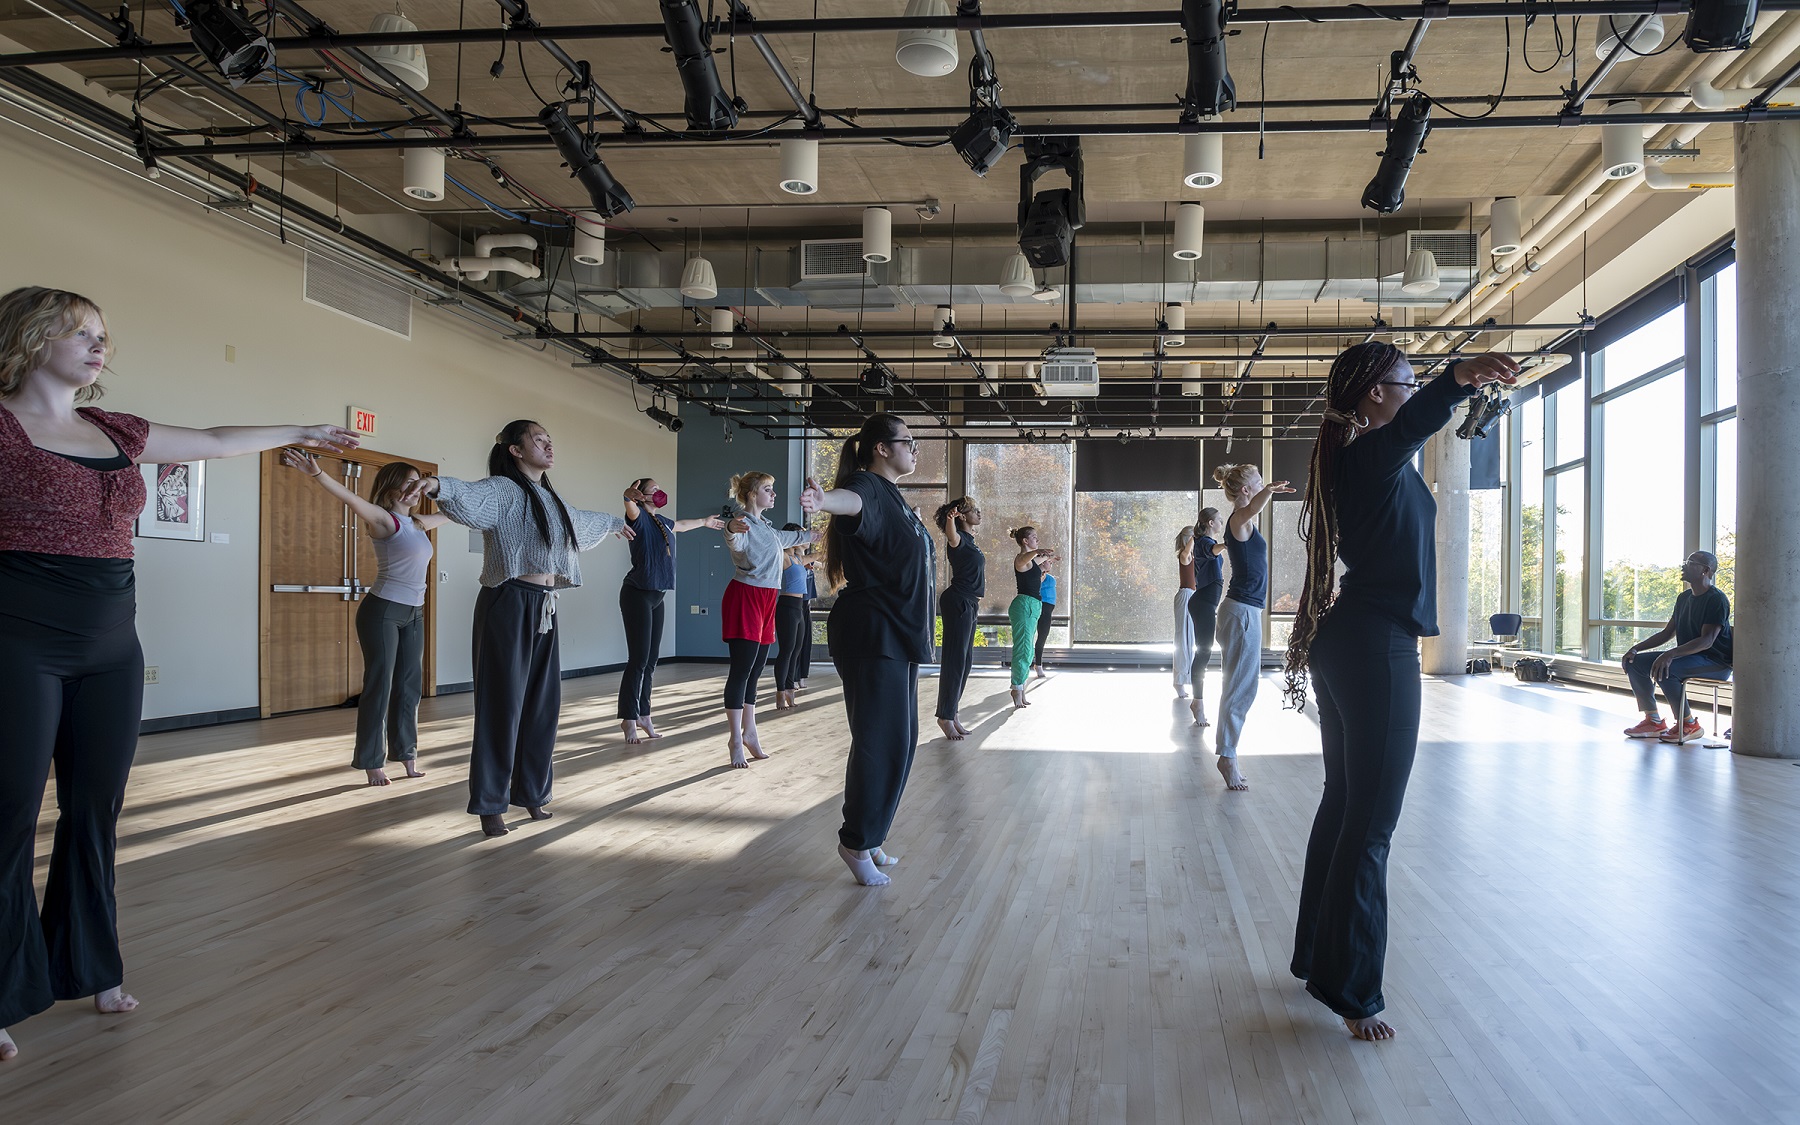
left=933, top=496, right=984, bottom=741
left=1211, top=463, right=1294, bottom=790
left=1172, top=526, right=1198, bottom=699
left=0, top=286, right=358, bottom=1062
left=405, top=421, right=634, bottom=838
left=719, top=473, right=818, bottom=767
left=618, top=477, right=725, bottom=744
left=1284, top=343, right=1517, bottom=1041
left=800, top=414, right=933, bottom=887
left=282, top=451, right=453, bottom=785
left=1006, top=526, right=1059, bottom=709
left=1186, top=507, right=1228, bottom=727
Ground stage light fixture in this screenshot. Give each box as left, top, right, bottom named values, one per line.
left=183, top=0, right=272, bottom=87
left=951, top=103, right=1017, bottom=177
left=861, top=364, right=895, bottom=395
left=659, top=0, right=739, bottom=131
left=1361, top=92, right=1431, bottom=214
left=646, top=404, right=685, bottom=432
left=1180, top=0, right=1237, bottom=120
left=1685, top=0, right=1759, bottom=51
left=540, top=103, right=636, bottom=217
left=1017, top=137, right=1086, bottom=269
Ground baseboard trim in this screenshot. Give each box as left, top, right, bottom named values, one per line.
left=139, top=707, right=262, bottom=735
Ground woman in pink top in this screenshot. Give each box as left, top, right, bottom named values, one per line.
left=0, top=287, right=355, bottom=1063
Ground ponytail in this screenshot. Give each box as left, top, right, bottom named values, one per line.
left=823, top=413, right=907, bottom=589
left=1281, top=342, right=1404, bottom=710
left=491, top=420, right=578, bottom=551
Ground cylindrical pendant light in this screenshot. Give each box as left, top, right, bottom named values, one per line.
left=1601, top=100, right=1645, bottom=180
left=401, top=129, right=444, bottom=201
left=1182, top=362, right=1207, bottom=396
left=1182, top=131, right=1223, bottom=190
left=862, top=207, right=893, bottom=263
left=1163, top=302, right=1187, bottom=347
left=1401, top=249, right=1440, bottom=295
left=680, top=255, right=718, bottom=300
left=999, top=252, right=1036, bottom=297
left=710, top=307, right=734, bottom=348
left=895, top=0, right=959, bottom=77
left=1172, top=203, right=1205, bottom=261
left=932, top=305, right=956, bottom=348
left=572, top=211, right=606, bottom=265
left=778, top=137, right=819, bottom=195
left=1488, top=197, right=1523, bottom=257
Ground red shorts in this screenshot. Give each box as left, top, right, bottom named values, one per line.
left=721, top=580, right=780, bottom=644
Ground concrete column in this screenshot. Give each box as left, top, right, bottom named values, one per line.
left=1420, top=430, right=1471, bottom=675
left=1731, top=121, right=1800, bottom=759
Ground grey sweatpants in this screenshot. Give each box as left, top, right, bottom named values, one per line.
left=1215, top=597, right=1262, bottom=759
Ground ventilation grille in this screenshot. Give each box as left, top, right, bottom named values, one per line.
left=798, top=239, right=869, bottom=282
left=303, top=252, right=412, bottom=339
left=1405, top=230, right=1479, bottom=271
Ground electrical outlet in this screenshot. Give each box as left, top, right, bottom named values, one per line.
left=439, top=571, right=449, bottom=582
left=691, top=605, right=707, bottom=615
left=143, top=666, right=159, bottom=685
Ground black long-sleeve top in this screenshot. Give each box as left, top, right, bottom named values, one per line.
left=1331, top=367, right=1479, bottom=637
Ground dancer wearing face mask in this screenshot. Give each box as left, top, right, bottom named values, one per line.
left=618, top=478, right=725, bottom=744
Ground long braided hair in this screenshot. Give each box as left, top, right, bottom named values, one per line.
left=822, top=413, right=908, bottom=589
left=1281, top=341, right=1407, bottom=711
left=491, top=420, right=579, bottom=550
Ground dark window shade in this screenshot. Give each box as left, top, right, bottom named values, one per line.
left=1692, top=237, right=1735, bottom=280
left=1587, top=274, right=1684, bottom=354
left=1470, top=424, right=1502, bottom=489
left=1271, top=438, right=1314, bottom=496
left=1075, top=439, right=1203, bottom=492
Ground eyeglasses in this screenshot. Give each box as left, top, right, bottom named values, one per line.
left=884, top=437, right=918, bottom=451
left=1380, top=379, right=1422, bottom=390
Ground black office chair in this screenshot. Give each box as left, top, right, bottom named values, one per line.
left=1483, top=613, right=1523, bottom=647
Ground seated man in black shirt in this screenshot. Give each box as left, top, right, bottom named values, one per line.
left=1621, top=551, right=1733, bottom=743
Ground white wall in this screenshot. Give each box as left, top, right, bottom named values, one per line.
left=0, top=123, right=676, bottom=721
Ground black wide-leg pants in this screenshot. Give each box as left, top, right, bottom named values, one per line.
left=1290, top=604, right=1422, bottom=1020
left=468, top=580, right=560, bottom=816
left=617, top=585, right=665, bottom=720
left=0, top=608, right=142, bottom=1028
left=837, top=657, right=920, bottom=851
left=935, top=591, right=978, bottom=720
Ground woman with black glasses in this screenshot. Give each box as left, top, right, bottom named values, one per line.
left=1284, top=344, right=1517, bottom=1041
left=801, top=415, right=933, bottom=887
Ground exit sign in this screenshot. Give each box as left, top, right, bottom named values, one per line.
left=349, top=406, right=378, bottom=436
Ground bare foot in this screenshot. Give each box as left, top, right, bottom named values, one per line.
left=727, top=738, right=749, bottom=769
left=480, top=814, right=508, bottom=837
left=937, top=718, right=965, bottom=741
left=954, top=720, right=973, bottom=736
left=1190, top=698, right=1209, bottom=727
left=838, top=844, right=891, bottom=886
left=1034, top=665, right=1047, bottom=681
left=1216, top=756, right=1248, bottom=791
left=94, top=986, right=138, bottom=1014
left=870, top=846, right=899, bottom=866
left=1010, top=687, right=1027, bottom=710
left=402, top=761, right=426, bottom=778
left=0, top=1028, right=15, bottom=1061
left=639, top=717, right=662, bottom=740
left=1345, top=1015, right=1395, bottom=1041
left=1176, top=686, right=1189, bottom=699
left=621, top=720, right=643, bottom=745
left=744, top=733, right=770, bottom=761
left=365, top=768, right=390, bottom=786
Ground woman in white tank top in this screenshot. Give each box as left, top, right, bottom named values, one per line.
left=284, top=451, right=453, bottom=785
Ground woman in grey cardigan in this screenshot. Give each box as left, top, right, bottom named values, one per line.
left=720, top=471, right=819, bottom=768
left=407, top=420, right=633, bottom=838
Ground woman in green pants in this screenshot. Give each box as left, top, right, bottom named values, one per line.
left=1006, top=526, right=1059, bottom=709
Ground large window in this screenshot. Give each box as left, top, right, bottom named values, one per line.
left=1595, top=306, right=1682, bottom=392
left=1071, top=491, right=1198, bottom=643
left=1469, top=485, right=1505, bottom=642
left=1713, top=417, right=1737, bottom=600
left=967, top=443, right=1074, bottom=621
left=1551, top=465, right=1585, bottom=656
left=1517, top=396, right=1545, bottom=650
left=1705, top=263, right=1738, bottom=604
left=1713, top=264, right=1737, bottom=411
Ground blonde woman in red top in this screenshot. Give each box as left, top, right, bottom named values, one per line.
left=0, top=287, right=356, bottom=1063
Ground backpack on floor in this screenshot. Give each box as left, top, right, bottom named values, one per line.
left=1465, top=658, right=1492, bottom=675
left=1513, top=657, right=1551, bottom=683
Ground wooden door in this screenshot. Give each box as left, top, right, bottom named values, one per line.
left=259, top=448, right=439, bottom=717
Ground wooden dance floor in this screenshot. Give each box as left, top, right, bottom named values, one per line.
left=7, top=666, right=1799, bottom=1124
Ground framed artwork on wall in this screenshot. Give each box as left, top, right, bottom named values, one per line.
left=135, top=460, right=206, bottom=541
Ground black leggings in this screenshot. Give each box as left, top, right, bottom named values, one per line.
left=1187, top=582, right=1223, bottom=685
left=936, top=591, right=978, bottom=720
left=468, top=581, right=560, bottom=817
left=1033, top=605, right=1055, bottom=666
left=799, top=601, right=814, bottom=678
left=838, top=657, right=920, bottom=851
left=1290, top=603, right=1422, bottom=1021
left=0, top=607, right=143, bottom=1028
left=617, top=585, right=665, bottom=720
left=723, top=638, right=770, bottom=709
left=774, top=596, right=808, bottom=691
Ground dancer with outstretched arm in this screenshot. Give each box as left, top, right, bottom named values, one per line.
left=618, top=477, right=725, bottom=744
left=1186, top=507, right=1228, bottom=727
left=800, top=414, right=934, bottom=887
left=1211, top=462, right=1295, bottom=790
left=1284, top=344, right=1518, bottom=1041
left=0, top=285, right=359, bottom=1062
left=405, top=420, right=634, bottom=838
left=718, top=472, right=817, bottom=767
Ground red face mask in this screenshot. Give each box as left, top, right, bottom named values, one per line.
left=649, top=489, right=669, bottom=508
